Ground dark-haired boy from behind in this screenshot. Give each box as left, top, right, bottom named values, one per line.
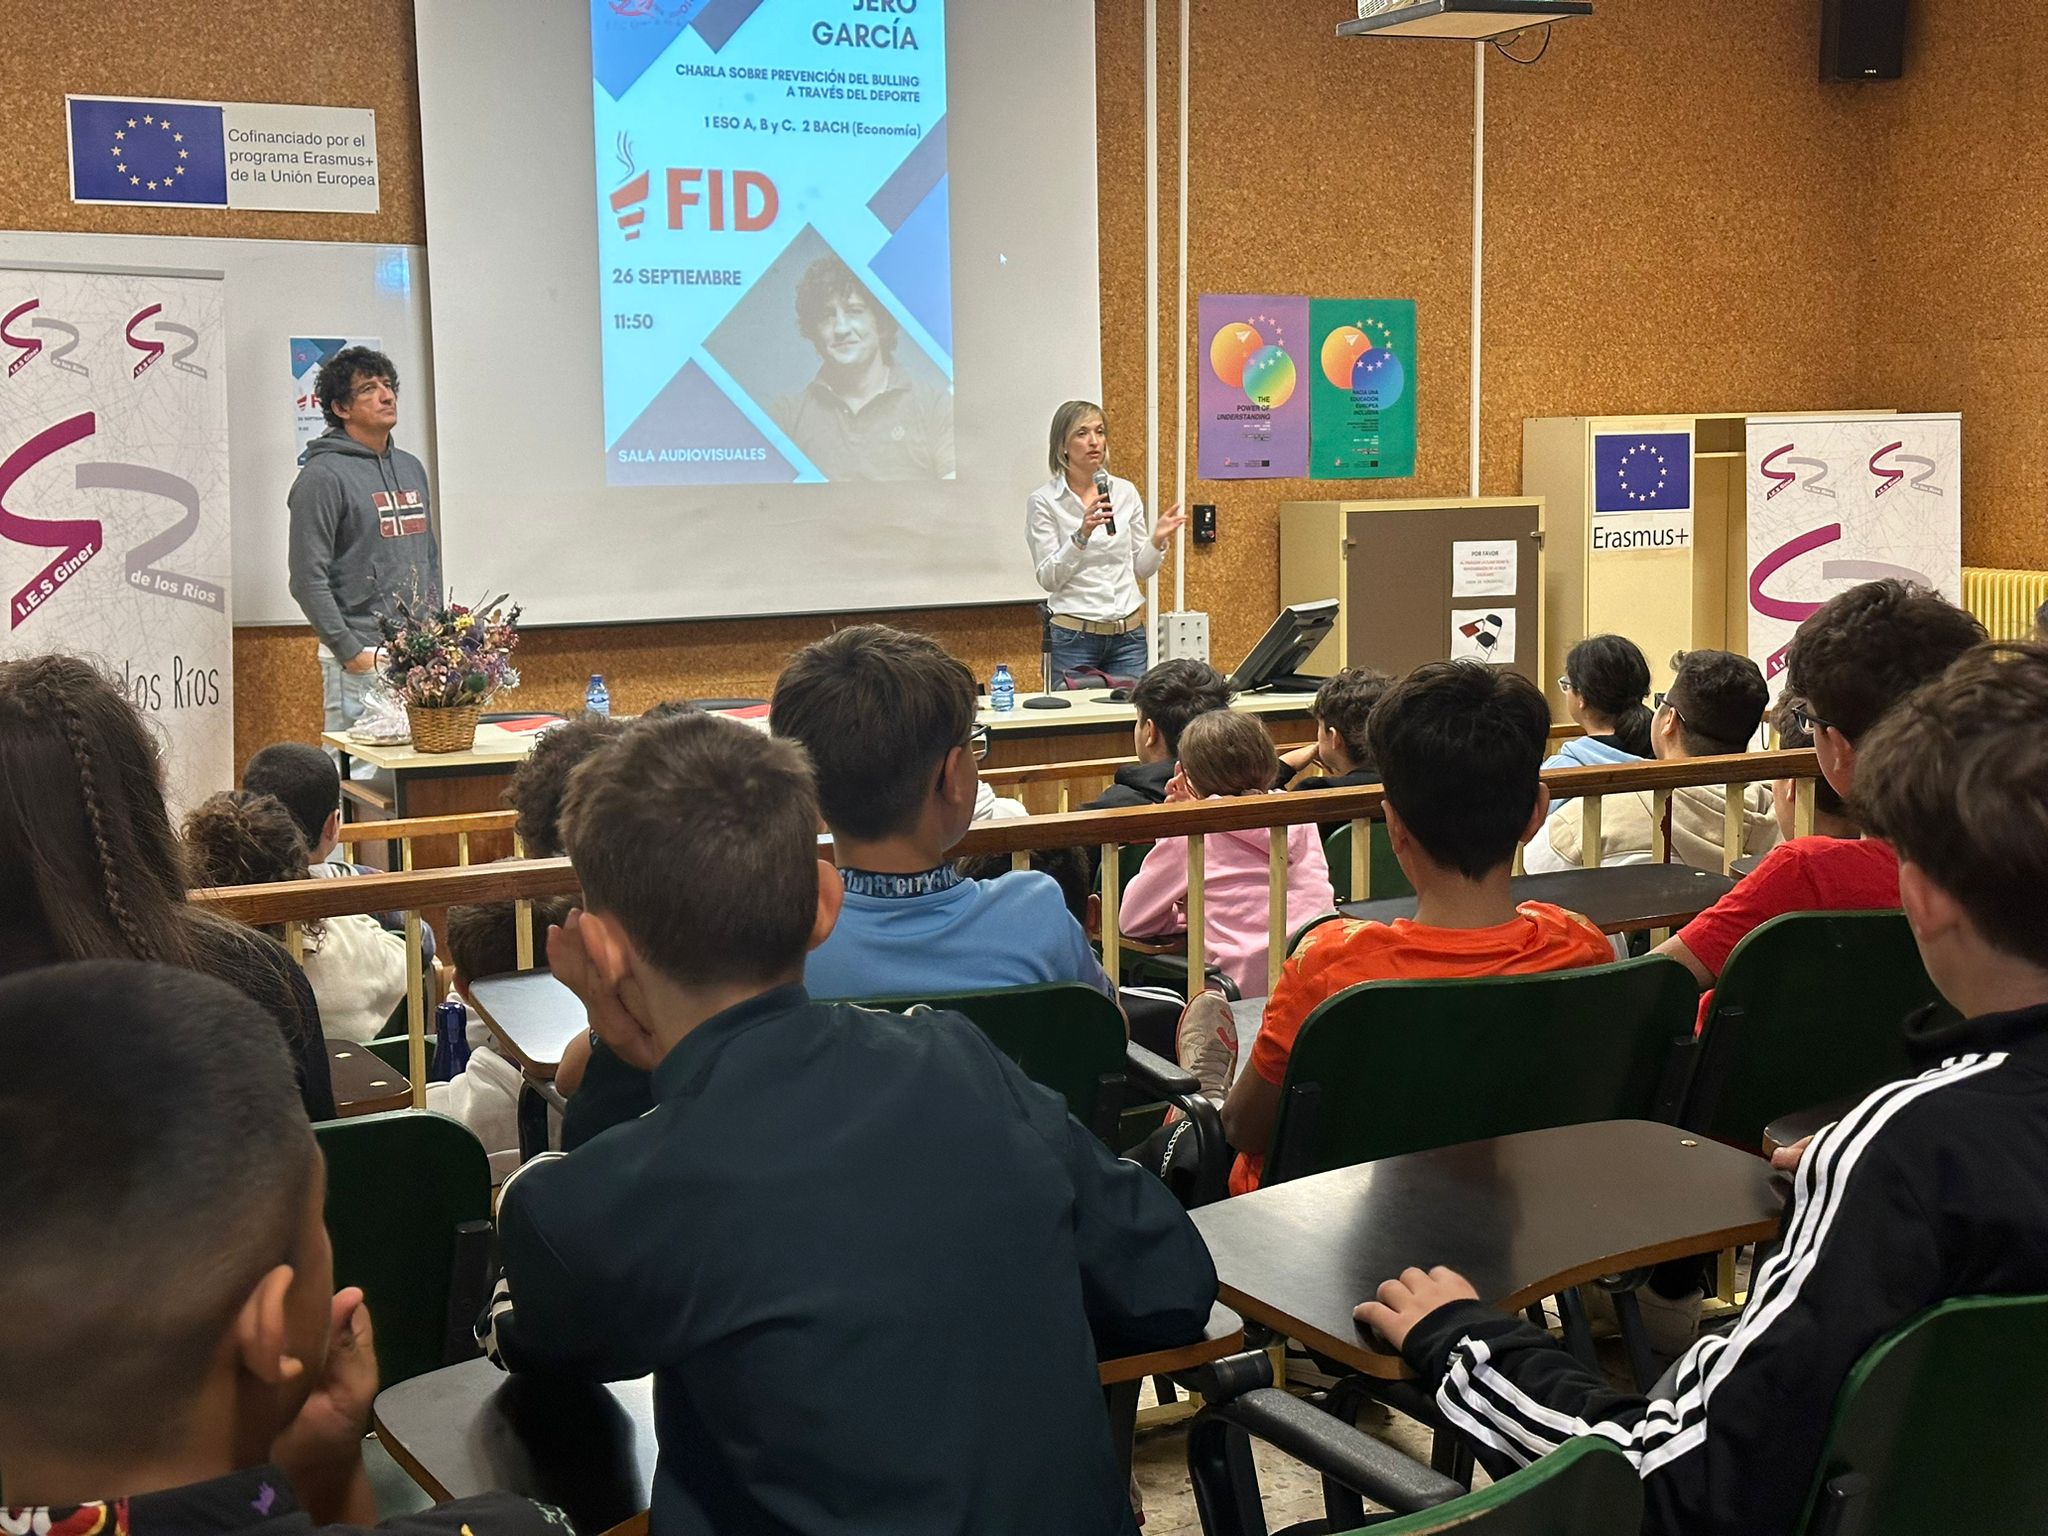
left=1280, top=666, right=1393, bottom=791
left=1216, top=661, right=1612, bottom=1195
left=1356, top=642, right=2048, bottom=1536
left=1084, top=657, right=1233, bottom=810
left=242, top=740, right=434, bottom=963
left=770, top=623, right=1112, bottom=1001
left=483, top=712, right=1215, bottom=1535
left=0, top=959, right=557, bottom=1536
left=1654, top=578, right=1985, bottom=990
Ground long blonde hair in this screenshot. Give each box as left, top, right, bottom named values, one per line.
left=1047, top=400, right=1109, bottom=478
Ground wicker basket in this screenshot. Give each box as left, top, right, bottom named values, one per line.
left=406, top=702, right=481, bottom=754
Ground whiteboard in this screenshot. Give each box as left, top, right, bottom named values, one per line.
left=0, top=231, right=433, bottom=626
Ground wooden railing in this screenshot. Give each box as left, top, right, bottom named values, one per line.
left=948, top=722, right=1588, bottom=812
left=194, top=750, right=1819, bottom=1109
left=332, top=809, right=520, bottom=870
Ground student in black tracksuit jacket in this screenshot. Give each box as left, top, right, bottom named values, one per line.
left=1357, top=639, right=2048, bottom=1536
left=480, top=712, right=1217, bottom=1536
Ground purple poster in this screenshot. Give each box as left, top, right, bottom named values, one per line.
left=1199, top=294, right=1309, bottom=479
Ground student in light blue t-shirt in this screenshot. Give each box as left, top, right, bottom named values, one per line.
left=771, top=624, right=1115, bottom=1002
left=1543, top=633, right=1652, bottom=815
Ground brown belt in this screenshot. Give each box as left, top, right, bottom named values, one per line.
left=1050, top=611, right=1146, bottom=637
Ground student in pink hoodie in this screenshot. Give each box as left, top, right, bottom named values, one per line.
left=1121, top=710, right=1336, bottom=997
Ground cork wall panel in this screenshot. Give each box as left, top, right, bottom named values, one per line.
left=1852, top=7, right=2048, bottom=569
left=1098, top=0, right=1872, bottom=671
left=4, top=0, right=425, bottom=245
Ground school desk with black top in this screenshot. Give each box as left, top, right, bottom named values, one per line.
left=1762, top=1095, right=1857, bottom=1158
left=1188, top=1120, right=1785, bottom=1383
left=327, top=1037, right=410, bottom=1117
left=372, top=1304, right=1245, bottom=1534
left=1336, top=863, right=1736, bottom=937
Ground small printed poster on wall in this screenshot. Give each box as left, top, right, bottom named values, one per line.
left=1198, top=295, right=1310, bottom=479
left=1308, top=298, right=1416, bottom=479
left=1452, top=539, right=1517, bottom=598
left=67, top=95, right=379, bottom=215
left=0, top=267, right=233, bottom=811
left=1745, top=413, right=1962, bottom=690
left=291, top=336, right=380, bottom=460
left=1450, top=608, right=1516, bottom=665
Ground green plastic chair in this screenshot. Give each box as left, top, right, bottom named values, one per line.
left=315, top=1110, right=493, bottom=1387
left=1798, top=1293, right=2048, bottom=1535
left=1187, top=1367, right=1644, bottom=1536
left=1324, top=819, right=1414, bottom=903
left=1342, top=1437, right=1643, bottom=1535
left=859, top=983, right=1130, bottom=1143
left=1680, top=911, right=1949, bottom=1150
left=859, top=983, right=1228, bottom=1202
left=1264, top=955, right=1697, bottom=1184
left=1118, top=840, right=1153, bottom=893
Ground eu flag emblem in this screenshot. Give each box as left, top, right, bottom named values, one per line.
left=68, top=97, right=228, bottom=207
left=1593, top=432, right=1692, bottom=513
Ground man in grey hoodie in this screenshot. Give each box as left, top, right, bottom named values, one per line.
left=286, top=347, right=441, bottom=773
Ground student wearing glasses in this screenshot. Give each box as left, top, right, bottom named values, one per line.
left=286, top=346, right=439, bottom=772
left=1525, top=649, right=1779, bottom=875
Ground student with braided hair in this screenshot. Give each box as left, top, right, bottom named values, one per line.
left=0, top=655, right=334, bottom=1118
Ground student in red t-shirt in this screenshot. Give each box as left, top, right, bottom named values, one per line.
left=1656, top=580, right=1985, bottom=989
left=1219, top=661, right=1612, bottom=1195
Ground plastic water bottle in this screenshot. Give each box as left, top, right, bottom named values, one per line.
left=991, top=663, right=1016, bottom=713
left=431, top=1000, right=471, bottom=1082
left=585, top=673, right=611, bottom=717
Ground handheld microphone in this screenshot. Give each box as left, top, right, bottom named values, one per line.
left=1093, top=469, right=1116, bottom=535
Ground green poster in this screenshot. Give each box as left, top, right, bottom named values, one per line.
left=1308, top=298, right=1417, bottom=479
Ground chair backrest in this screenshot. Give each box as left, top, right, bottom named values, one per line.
left=858, top=983, right=1129, bottom=1145
left=315, top=1110, right=493, bottom=1386
left=1265, top=955, right=1696, bottom=1184
left=1324, top=820, right=1414, bottom=903
left=1338, top=1436, right=1642, bottom=1535
left=1799, top=1293, right=2048, bottom=1536
left=1682, top=910, right=1945, bottom=1148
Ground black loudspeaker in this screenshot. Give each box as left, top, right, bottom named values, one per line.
left=1821, top=0, right=1907, bottom=80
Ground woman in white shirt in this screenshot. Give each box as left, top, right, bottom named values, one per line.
left=1025, top=400, right=1186, bottom=686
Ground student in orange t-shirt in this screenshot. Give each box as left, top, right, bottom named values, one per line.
left=1219, top=661, right=1613, bottom=1195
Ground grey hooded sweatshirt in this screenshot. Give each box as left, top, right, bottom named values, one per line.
left=286, top=429, right=441, bottom=658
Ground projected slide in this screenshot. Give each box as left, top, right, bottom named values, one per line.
left=591, top=0, right=954, bottom=487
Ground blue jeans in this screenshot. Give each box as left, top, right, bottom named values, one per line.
left=1047, top=623, right=1149, bottom=689
left=320, top=651, right=384, bottom=783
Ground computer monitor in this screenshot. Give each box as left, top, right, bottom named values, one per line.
left=1228, top=600, right=1339, bottom=693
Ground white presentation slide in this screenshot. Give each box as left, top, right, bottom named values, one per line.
left=417, top=0, right=1099, bottom=626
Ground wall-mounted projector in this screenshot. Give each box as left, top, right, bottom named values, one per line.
left=1339, top=0, right=1593, bottom=41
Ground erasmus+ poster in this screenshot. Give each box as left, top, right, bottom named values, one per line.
left=1308, top=298, right=1416, bottom=479
left=591, top=0, right=954, bottom=487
